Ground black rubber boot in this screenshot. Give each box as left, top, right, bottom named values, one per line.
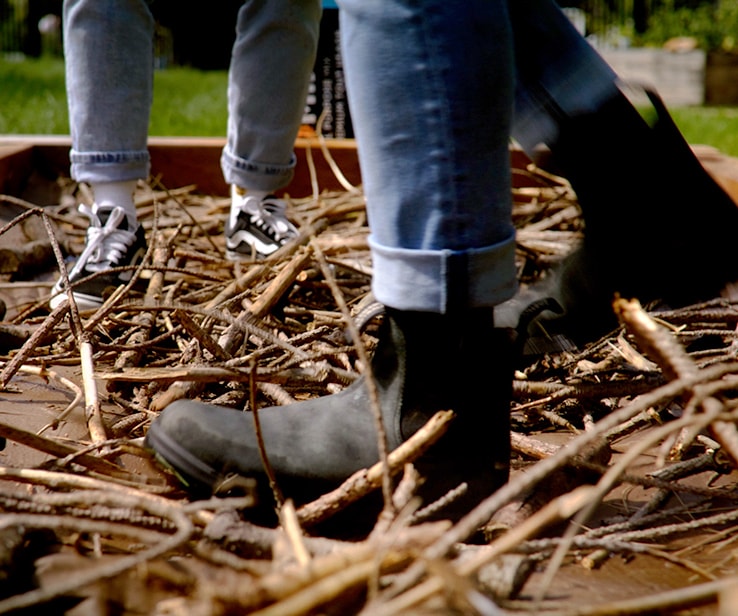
left=144, top=308, right=513, bottom=519
left=539, top=87, right=738, bottom=343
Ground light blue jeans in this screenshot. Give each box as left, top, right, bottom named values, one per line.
left=62, top=0, right=321, bottom=192
left=64, top=0, right=622, bottom=315
left=338, top=0, right=620, bottom=313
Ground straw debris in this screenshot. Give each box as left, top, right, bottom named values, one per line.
left=0, top=158, right=736, bottom=615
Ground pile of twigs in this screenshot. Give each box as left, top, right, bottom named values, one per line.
left=0, top=158, right=737, bottom=615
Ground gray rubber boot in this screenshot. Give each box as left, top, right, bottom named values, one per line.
left=144, top=308, right=513, bottom=519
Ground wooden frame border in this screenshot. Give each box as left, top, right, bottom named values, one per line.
left=0, top=135, right=363, bottom=199
left=0, top=135, right=544, bottom=202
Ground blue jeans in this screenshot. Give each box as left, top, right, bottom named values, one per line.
left=65, top=0, right=622, bottom=315
left=62, top=0, right=321, bottom=191
left=338, top=0, right=620, bottom=313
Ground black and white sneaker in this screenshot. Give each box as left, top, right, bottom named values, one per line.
left=49, top=204, right=147, bottom=311
left=225, top=186, right=299, bottom=260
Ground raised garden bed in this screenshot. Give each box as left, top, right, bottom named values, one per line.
left=0, top=137, right=737, bottom=614
left=0, top=135, right=364, bottom=201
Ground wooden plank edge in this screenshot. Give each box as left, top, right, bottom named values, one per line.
left=0, top=135, right=539, bottom=200
left=0, top=144, right=35, bottom=198
left=0, top=135, right=363, bottom=199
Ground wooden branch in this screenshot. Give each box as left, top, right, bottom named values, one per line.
left=0, top=297, right=69, bottom=389
left=113, top=244, right=169, bottom=371
left=80, top=337, right=106, bottom=445
left=249, top=248, right=313, bottom=319
left=296, top=410, right=454, bottom=527
left=0, top=420, right=129, bottom=478
left=96, top=364, right=334, bottom=385
left=0, top=238, right=54, bottom=275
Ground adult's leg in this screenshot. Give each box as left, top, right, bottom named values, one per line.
left=220, top=0, right=321, bottom=259
left=63, top=0, right=153, bottom=187
left=54, top=0, right=153, bottom=310
left=221, top=0, right=320, bottom=191
left=146, top=0, right=518, bottom=521
left=344, top=1, right=517, bottom=312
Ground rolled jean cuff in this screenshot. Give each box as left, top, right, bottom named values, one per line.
left=369, top=234, right=518, bottom=313
left=220, top=148, right=296, bottom=192
left=69, top=149, right=150, bottom=184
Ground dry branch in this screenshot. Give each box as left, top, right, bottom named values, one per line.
left=0, top=166, right=737, bottom=615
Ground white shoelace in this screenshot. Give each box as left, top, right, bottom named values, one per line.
left=67, top=204, right=138, bottom=278
left=233, top=195, right=297, bottom=241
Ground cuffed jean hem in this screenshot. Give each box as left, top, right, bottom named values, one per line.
left=69, top=149, right=150, bottom=184
left=369, top=235, right=518, bottom=314
left=220, top=148, right=297, bottom=193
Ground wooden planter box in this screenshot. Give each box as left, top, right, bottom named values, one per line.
left=0, top=135, right=538, bottom=204
left=705, top=50, right=738, bottom=105
left=598, top=47, right=706, bottom=107
left=0, top=136, right=363, bottom=204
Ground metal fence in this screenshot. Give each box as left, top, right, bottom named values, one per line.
left=0, top=0, right=239, bottom=68
left=560, top=0, right=718, bottom=41
left=560, top=0, right=638, bottom=36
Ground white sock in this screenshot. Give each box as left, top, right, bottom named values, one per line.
left=232, top=185, right=269, bottom=203
left=91, top=180, right=138, bottom=227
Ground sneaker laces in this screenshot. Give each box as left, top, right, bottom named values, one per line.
left=235, top=195, right=297, bottom=242
left=67, top=204, right=138, bottom=278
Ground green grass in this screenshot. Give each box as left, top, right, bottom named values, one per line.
left=0, top=55, right=228, bottom=136
left=4, top=55, right=738, bottom=158
left=669, top=107, right=738, bottom=157
left=150, top=67, right=227, bottom=135
left=0, top=56, right=69, bottom=134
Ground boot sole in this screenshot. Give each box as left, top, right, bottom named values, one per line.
left=144, top=423, right=220, bottom=492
